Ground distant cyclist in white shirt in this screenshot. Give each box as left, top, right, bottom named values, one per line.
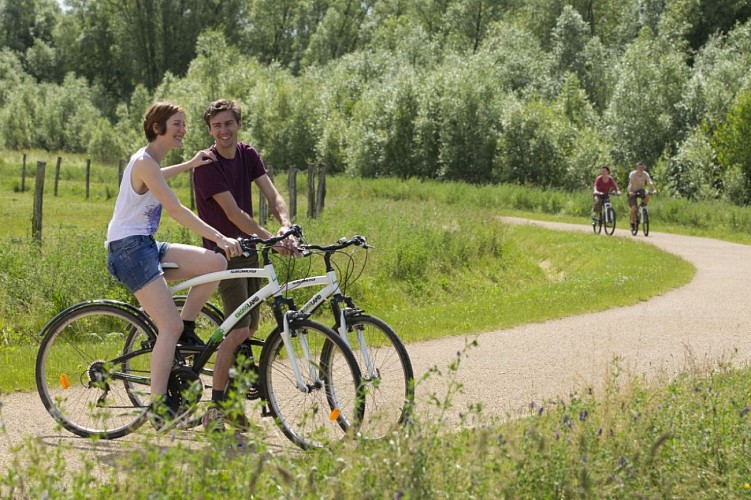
left=627, top=161, right=657, bottom=232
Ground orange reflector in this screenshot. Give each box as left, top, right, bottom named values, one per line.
left=329, top=408, right=341, bottom=421
left=59, top=373, right=71, bottom=390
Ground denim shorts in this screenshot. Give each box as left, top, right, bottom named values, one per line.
left=106, top=235, right=171, bottom=293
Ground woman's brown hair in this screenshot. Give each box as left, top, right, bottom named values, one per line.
left=143, top=101, right=184, bottom=142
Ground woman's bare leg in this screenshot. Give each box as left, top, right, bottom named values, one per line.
left=162, top=243, right=227, bottom=321
left=134, top=276, right=184, bottom=398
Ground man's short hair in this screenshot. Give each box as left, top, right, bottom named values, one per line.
left=204, top=99, right=242, bottom=127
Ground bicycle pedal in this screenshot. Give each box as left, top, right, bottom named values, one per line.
left=246, top=385, right=261, bottom=401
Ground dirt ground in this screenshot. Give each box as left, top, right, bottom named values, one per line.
left=2, top=217, right=751, bottom=476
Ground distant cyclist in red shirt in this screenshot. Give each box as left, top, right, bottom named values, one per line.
left=592, top=165, right=621, bottom=221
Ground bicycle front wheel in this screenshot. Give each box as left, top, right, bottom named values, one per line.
left=36, top=301, right=154, bottom=439
left=592, top=215, right=602, bottom=234
left=642, top=209, right=650, bottom=236
left=260, top=319, right=364, bottom=450
left=341, top=314, right=414, bottom=438
left=604, top=207, right=616, bottom=235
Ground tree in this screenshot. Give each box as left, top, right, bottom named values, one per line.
left=304, top=0, right=376, bottom=66
left=442, top=0, right=507, bottom=53
left=0, top=0, right=59, bottom=53
left=551, top=6, right=590, bottom=88
left=712, top=88, right=751, bottom=204
left=605, top=29, right=688, bottom=168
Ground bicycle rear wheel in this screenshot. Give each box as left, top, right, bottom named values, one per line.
left=35, top=301, right=154, bottom=439
left=604, top=207, right=616, bottom=235
left=642, top=208, right=650, bottom=236
left=260, top=319, right=364, bottom=450
left=340, top=314, right=414, bottom=438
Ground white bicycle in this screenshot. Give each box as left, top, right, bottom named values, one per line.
left=36, top=226, right=365, bottom=450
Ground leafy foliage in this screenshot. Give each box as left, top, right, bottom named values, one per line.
left=1, top=2, right=751, bottom=202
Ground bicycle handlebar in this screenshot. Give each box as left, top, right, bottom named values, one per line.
left=228, top=225, right=304, bottom=256
left=298, top=235, right=370, bottom=253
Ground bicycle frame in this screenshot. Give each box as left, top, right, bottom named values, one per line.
left=168, top=252, right=315, bottom=393
left=603, top=198, right=614, bottom=224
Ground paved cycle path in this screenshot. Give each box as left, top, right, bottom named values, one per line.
left=411, top=218, right=751, bottom=422
left=2, top=219, right=750, bottom=475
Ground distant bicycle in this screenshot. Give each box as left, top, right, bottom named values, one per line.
left=630, top=190, right=655, bottom=236
left=592, top=192, right=619, bottom=236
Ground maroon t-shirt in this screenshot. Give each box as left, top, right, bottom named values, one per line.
left=594, top=176, right=619, bottom=195
left=193, top=142, right=267, bottom=249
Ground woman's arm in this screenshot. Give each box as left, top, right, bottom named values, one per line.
left=161, top=149, right=216, bottom=180
left=133, top=157, right=239, bottom=255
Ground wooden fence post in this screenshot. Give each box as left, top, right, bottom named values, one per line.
left=85, top=159, right=91, bottom=199
left=307, top=165, right=316, bottom=219
left=21, top=153, right=27, bottom=192
left=53, top=156, right=62, bottom=196
left=259, top=166, right=272, bottom=225
left=32, top=161, right=46, bottom=242
left=315, top=165, right=326, bottom=218
left=287, top=167, right=297, bottom=220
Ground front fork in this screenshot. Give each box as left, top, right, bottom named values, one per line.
left=273, top=296, right=317, bottom=393
left=331, top=295, right=377, bottom=379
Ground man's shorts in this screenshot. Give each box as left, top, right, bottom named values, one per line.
left=219, top=253, right=262, bottom=330
left=106, top=235, right=170, bottom=293
left=628, top=189, right=647, bottom=207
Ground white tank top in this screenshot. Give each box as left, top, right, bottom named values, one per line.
left=105, top=147, right=163, bottom=245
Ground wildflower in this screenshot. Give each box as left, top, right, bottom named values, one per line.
left=740, top=406, right=749, bottom=417
left=538, top=406, right=544, bottom=416
left=579, top=410, right=588, bottom=422
left=597, top=427, right=603, bottom=436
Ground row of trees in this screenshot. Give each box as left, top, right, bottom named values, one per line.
left=1, top=1, right=751, bottom=203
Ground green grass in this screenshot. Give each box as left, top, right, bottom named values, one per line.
left=5, top=151, right=751, bottom=497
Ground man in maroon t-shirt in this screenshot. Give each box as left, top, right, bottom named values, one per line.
left=193, top=98, right=295, bottom=432
left=591, top=165, right=621, bottom=221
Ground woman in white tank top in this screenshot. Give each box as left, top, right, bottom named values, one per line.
left=105, top=101, right=242, bottom=428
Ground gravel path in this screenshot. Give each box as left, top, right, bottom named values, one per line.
left=2, top=218, right=750, bottom=475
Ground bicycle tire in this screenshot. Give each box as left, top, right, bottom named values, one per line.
left=35, top=301, right=154, bottom=439
left=338, top=314, right=414, bottom=438
left=642, top=208, right=650, bottom=236
left=604, top=207, right=616, bottom=235
left=592, top=214, right=602, bottom=234
left=260, top=319, right=364, bottom=450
